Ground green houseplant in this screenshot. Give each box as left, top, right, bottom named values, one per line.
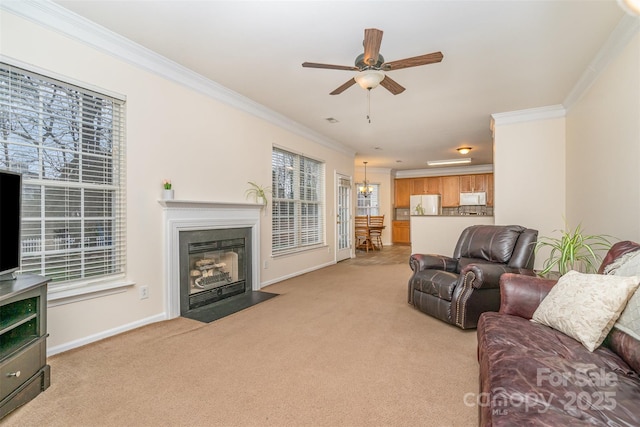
left=245, top=181, right=271, bottom=205
left=535, top=222, right=613, bottom=277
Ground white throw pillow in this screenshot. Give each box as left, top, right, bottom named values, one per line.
left=531, top=270, right=640, bottom=351
left=605, top=249, right=640, bottom=341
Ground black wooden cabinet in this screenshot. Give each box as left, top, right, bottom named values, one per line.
left=0, top=274, right=50, bottom=419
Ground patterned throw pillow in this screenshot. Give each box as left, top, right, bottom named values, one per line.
left=605, top=249, right=640, bottom=341
left=532, top=270, right=640, bottom=351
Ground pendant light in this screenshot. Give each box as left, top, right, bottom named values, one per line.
left=358, top=161, right=374, bottom=197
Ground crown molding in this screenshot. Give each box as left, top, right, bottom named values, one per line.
left=491, top=105, right=566, bottom=127
left=564, top=14, right=640, bottom=110
left=1, top=0, right=356, bottom=158
left=355, top=166, right=393, bottom=175
left=395, top=164, right=493, bottom=178
left=490, top=15, right=639, bottom=127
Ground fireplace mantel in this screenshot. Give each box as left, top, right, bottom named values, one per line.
left=159, top=199, right=262, bottom=319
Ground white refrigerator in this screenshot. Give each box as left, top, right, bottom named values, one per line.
left=410, top=194, right=442, bottom=216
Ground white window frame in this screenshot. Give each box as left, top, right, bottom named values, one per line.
left=0, top=62, right=127, bottom=294
left=356, top=183, right=380, bottom=216
left=271, top=147, right=325, bottom=255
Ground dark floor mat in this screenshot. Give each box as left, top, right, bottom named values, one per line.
left=181, top=291, right=279, bottom=323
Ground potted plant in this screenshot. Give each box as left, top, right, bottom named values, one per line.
left=535, top=222, right=613, bottom=277
left=162, top=179, right=174, bottom=200
left=245, top=182, right=270, bottom=206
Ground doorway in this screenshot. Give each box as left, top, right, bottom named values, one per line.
left=336, top=173, right=352, bottom=262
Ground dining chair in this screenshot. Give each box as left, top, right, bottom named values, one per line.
left=368, top=215, right=385, bottom=249
left=354, top=216, right=370, bottom=251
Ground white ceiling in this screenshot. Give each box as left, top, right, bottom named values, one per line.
left=53, top=0, right=625, bottom=171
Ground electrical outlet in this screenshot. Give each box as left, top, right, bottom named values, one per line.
left=263, top=260, right=269, bottom=269
left=139, top=285, right=149, bottom=300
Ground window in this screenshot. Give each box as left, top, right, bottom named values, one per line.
left=0, top=63, right=126, bottom=285
left=271, top=147, right=325, bottom=255
left=356, top=183, right=380, bottom=216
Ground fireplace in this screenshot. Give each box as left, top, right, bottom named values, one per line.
left=179, top=227, right=251, bottom=316
left=159, top=200, right=262, bottom=319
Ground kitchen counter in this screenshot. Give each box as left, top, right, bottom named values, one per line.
left=410, top=215, right=495, bottom=255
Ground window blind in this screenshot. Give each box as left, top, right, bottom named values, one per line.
left=0, top=63, right=126, bottom=285
left=356, top=183, right=380, bottom=216
left=271, top=147, right=325, bottom=255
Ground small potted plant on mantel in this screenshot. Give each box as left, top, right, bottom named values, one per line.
left=245, top=182, right=270, bottom=206
left=535, top=221, right=613, bottom=278
left=162, top=179, right=174, bottom=200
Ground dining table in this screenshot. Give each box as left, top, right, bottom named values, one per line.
left=355, top=216, right=385, bottom=251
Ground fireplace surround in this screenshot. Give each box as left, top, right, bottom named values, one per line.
left=159, top=200, right=262, bottom=319
left=179, top=227, right=251, bottom=316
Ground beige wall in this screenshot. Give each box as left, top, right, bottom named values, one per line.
left=491, top=30, right=640, bottom=269
left=566, top=32, right=640, bottom=242
left=1, top=11, right=354, bottom=352
left=492, top=113, right=566, bottom=269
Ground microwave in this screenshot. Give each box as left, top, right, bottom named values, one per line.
left=459, top=192, right=486, bottom=206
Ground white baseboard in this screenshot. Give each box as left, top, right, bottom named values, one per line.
left=47, top=313, right=167, bottom=357
left=260, top=261, right=335, bottom=288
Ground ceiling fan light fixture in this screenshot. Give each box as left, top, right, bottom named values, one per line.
left=354, top=69, right=385, bottom=90
left=457, top=147, right=472, bottom=155
left=618, top=0, right=640, bottom=15
left=427, top=158, right=472, bottom=166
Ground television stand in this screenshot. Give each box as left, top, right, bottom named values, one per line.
left=0, top=274, right=50, bottom=419
left=0, top=272, right=16, bottom=282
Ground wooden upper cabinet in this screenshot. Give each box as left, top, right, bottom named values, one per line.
left=394, top=178, right=411, bottom=207
left=395, top=173, right=493, bottom=208
left=411, top=177, right=441, bottom=195
left=441, top=176, right=460, bottom=207
left=460, top=174, right=487, bottom=193
left=426, top=177, right=442, bottom=194
left=410, top=178, right=425, bottom=194
left=485, top=173, right=494, bottom=206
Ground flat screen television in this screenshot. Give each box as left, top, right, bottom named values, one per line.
left=0, top=170, right=22, bottom=281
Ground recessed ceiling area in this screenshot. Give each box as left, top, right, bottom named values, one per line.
left=54, top=0, right=625, bottom=170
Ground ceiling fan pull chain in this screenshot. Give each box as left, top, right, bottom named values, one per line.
left=367, top=88, right=372, bottom=123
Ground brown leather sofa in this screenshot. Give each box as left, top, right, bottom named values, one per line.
left=477, top=241, right=640, bottom=426
left=408, top=224, right=538, bottom=329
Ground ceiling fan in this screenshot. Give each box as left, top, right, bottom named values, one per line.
left=302, top=28, right=443, bottom=95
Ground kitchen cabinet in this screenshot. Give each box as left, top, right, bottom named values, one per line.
left=459, top=174, right=487, bottom=193
left=411, top=177, right=441, bottom=195
left=392, top=220, right=410, bottom=244
left=394, top=179, right=411, bottom=208
left=441, top=176, right=460, bottom=207
left=410, top=178, right=425, bottom=195
left=394, top=172, right=493, bottom=208
left=485, top=173, right=494, bottom=206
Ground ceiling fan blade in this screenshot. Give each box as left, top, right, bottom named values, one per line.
left=302, top=62, right=358, bottom=71
left=379, top=75, right=405, bottom=95
left=330, top=79, right=357, bottom=95
left=363, top=28, right=384, bottom=66
left=383, top=52, right=444, bottom=71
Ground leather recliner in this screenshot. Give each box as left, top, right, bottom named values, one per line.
left=408, top=224, right=538, bottom=329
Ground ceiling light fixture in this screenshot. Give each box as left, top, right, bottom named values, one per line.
left=618, top=0, right=640, bottom=15
left=354, top=70, right=385, bottom=124
left=358, top=161, right=374, bottom=198
left=426, top=158, right=472, bottom=166
left=354, top=69, right=385, bottom=90
left=456, top=147, right=472, bottom=155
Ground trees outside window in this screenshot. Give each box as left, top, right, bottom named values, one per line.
left=271, top=147, right=325, bottom=255
left=0, top=63, right=125, bottom=285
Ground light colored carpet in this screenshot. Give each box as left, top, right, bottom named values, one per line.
left=3, top=261, right=478, bottom=427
